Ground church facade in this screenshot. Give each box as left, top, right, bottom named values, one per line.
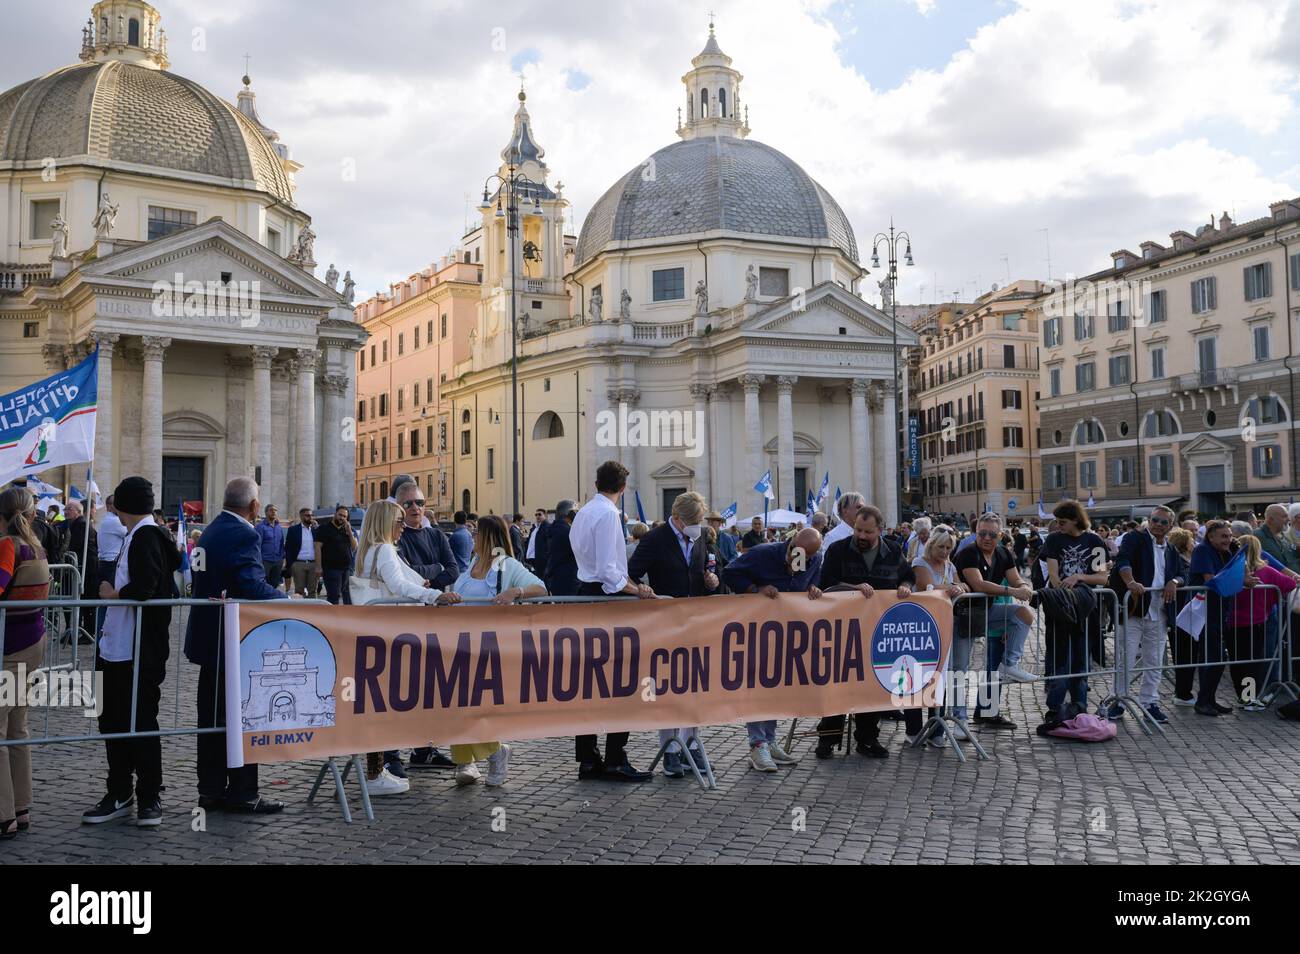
left=432, top=26, right=915, bottom=522
left=0, top=0, right=365, bottom=516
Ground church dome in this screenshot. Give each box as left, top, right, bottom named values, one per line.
left=574, top=136, right=858, bottom=268
left=0, top=59, right=296, bottom=205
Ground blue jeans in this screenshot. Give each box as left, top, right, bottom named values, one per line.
left=746, top=721, right=776, bottom=746
left=988, top=603, right=1030, bottom=668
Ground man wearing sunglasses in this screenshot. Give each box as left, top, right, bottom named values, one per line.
left=1113, top=506, right=1186, bottom=723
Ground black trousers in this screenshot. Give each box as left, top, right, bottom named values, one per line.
left=98, top=658, right=165, bottom=803
left=1172, top=623, right=1202, bottom=699
left=323, top=567, right=352, bottom=605
left=817, top=709, right=923, bottom=746
left=574, top=580, right=629, bottom=765
left=197, top=654, right=259, bottom=802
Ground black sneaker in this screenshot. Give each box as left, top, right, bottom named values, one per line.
left=408, top=747, right=454, bottom=770
left=136, top=798, right=162, bottom=828
left=814, top=740, right=837, bottom=760
left=855, top=741, right=889, bottom=758
left=975, top=714, right=1017, bottom=730
left=82, top=794, right=134, bottom=825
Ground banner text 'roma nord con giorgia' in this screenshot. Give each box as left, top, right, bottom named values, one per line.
left=224, top=591, right=952, bottom=766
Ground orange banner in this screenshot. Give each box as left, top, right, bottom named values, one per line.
left=224, top=591, right=953, bottom=766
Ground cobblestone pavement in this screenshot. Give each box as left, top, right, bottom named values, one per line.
left=7, top=614, right=1300, bottom=865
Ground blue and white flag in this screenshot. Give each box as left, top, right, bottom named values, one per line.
left=177, top=501, right=192, bottom=587
left=26, top=476, right=63, bottom=497
left=815, top=472, right=830, bottom=507
left=1037, top=495, right=1050, bottom=520
left=1087, top=491, right=1096, bottom=509
left=1207, top=549, right=1245, bottom=598
left=0, top=348, right=98, bottom=487
left=86, top=471, right=101, bottom=506
left=68, top=485, right=85, bottom=501
left=720, top=501, right=737, bottom=521
left=634, top=489, right=647, bottom=524
left=754, top=469, right=775, bottom=501
left=805, top=489, right=816, bottom=519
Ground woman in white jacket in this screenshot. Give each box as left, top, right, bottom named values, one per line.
left=351, top=500, right=460, bottom=796
left=353, top=500, right=462, bottom=607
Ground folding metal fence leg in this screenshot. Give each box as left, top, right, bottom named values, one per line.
left=681, top=733, right=716, bottom=790
left=782, top=718, right=798, bottom=753
left=1106, top=593, right=1159, bottom=738
left=647, top=733, right=712, bottom=790
left=352, top=755, right=376, bottom=821
left=306, top=757, right=354, bottom=824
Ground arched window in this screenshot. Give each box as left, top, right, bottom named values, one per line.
left=1142, top=410, right=1179, bottom=438
left=1073, top=419, right=1105, bottom=445
left=1243, top=394, right=1288, bottom=425
left=462, top=489, right=471, bottom=512
left=718, top=88, right=727, bottom=117
left=461, top=409, right=471, bottom=424
left=533, top=411, right=564, bottom=440
left=128, top=18, right=140, bottom=45
left=700, top=88, right=709, bottom=117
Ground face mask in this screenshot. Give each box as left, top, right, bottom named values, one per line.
left=682, top=523, right=702, bottom=541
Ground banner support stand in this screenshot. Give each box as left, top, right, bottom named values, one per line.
left=307, top=755, right=375, bottom=823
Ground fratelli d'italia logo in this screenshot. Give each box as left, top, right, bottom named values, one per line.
left=871, top=601, right=941, bottom=698
left=21, top=420, right=56, bottom=467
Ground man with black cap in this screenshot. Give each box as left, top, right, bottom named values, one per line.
left=84, top=476, right=180, bottom=828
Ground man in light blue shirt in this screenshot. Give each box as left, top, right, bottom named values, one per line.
left=449, top=510, right=474, bottom=575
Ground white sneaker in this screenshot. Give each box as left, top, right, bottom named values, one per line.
left=1173, top=695, right=1197, bottom=706
left=768, top=743, right=800, bottom=765
left=748, top=743, right=778, bottom=772
left=367, top=768, right=409, bottom=796
left=455, top=762, right=482, bottom=786
left=485, top=744, right=511, bottom=787
left=1000, top=663, right=1037, bottom=683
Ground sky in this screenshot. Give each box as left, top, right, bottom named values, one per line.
left=6, top=0, right=1299, bottom=308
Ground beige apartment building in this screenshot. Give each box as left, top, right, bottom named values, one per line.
left=1038, top=197, right=1300, bottom=517
left=915, top=281, right=1044, bottom=520
left=353, top=254, right=479, bottom=514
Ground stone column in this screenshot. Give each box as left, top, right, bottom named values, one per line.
left=689, top=383, right=711, bottom=505
left=270, top=360, right=292, bottom=512
left=90, top=332, right=120, bottom=493
left=850, top=378, right=870, bottom=497
left=139, top=336, right=171, bottom=493
left=320, top=373, right=348, bottom=508
left=619, top=387, right=640, bottom=503
left=249, top=346, right=276, bottom=494
left=224, top=354, right=249, bottom=486
left=881, top=383, right=898, bottom=524
left=711, top=381, right=734, bottom=511
left=776, top=375, right=796, bottom=509
left=741, top=374, right=764, bottom=509
left=296, top=348, right=318, bottom=510
left=870, top=384, right=887, bottom=511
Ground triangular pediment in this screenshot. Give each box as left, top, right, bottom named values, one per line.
left=1181, top=433, right=1231, bottom=458
left=740, top=281, right=921, bottom=345
left=78, top=219, right=341, bottom=304
left=650, top=460, right=696, bottom=480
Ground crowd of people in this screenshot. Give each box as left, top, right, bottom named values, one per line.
left=0, top=463, right=1297, bottom=835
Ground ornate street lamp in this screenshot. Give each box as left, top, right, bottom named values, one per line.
left=871, top=221, right=914, bottom=525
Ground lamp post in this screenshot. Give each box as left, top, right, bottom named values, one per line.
left=480, top=164, right=544, bottom=517
left=871, top=221, right=913, bottom=525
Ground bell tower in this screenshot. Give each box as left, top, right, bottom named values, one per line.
left=81, top=0, right=169, bottom=70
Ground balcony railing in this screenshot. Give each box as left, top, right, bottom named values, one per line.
left=1176, top=367, right=1237, bottom=390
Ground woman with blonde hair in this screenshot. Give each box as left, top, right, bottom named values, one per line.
left=0, top=486, right=51, bottom=839
left=909, top=529, right=971, bottom=741
left=447, top=515, right=546, bottom=787
left=351, top=500, right=461, bottom=797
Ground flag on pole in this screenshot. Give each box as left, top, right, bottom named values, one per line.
left=805, top=489, right=816, bottom=520
left=834, top=485, right=842, bottom=506
left=634, top=489, right=647, bottom=524
left=1207, top=549, right=1245, bottom=598
left=815, top=472, right=830, bottom=508
left=720, top=502, right=737, bottom=521
left=176, top=500, right=192, bottom=588
left=68, top=485, right=85, bottom=501
left=1087, top=491, right=1096, bottom=509
left=0, top=348, right=98, bottom=487
left=754, top=470, right=775, bottom=500
left=26, top=476, right=63, bottom=497
left=1037, top=495, right=1050, bottom=520
left=87, top=470, right=101, bottom=506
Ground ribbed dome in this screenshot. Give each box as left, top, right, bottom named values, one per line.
left=0, top=60, right=295, bottom=204
left=575, top=136, right=858, bottom=267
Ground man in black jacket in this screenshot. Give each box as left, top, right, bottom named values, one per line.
left=544, top=499, right=579, bottom=596
left=815, top=504, right=919, bottom=759
left=84, top=476, right=180, bottom=828
left=628, top=491, right=720, bottom=777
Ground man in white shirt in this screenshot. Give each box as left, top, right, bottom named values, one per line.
left=1114, top=505, right=1184, bottom=723
left=823, top=491, right=863, bottom=548
left=570, top=460, right=656, bottom=782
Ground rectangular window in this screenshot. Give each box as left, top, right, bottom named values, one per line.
left=1108, top=354, right=1131, bottom=386
left=1106, top=302, right=1129, bottom=334
left=1148, top=288, right=1167, bottom=324
left=1149, top=453, right=1174, bottom=484
left=651, top=267, right=685, bottom=301
left=147, top=205, right=197, bottom=241
left=413, top=325, right=420, bottom=349
left=440, top=314, right=448, bottom=338
left=1197, top=337, right=1217, bottom=374
left=357, top=400, right=365, bottom=423
left=370, top=344, right=376, bottom=365
left=759, top=267, right=790, bottom=297
left=267, top=227, right=281, bottom=254
left=1001, top=389, right=1022, bottom=409
left=381, top=436, right=388, bottom=462
left=1002, top=344, right=1016, bottom=368
left=427, top=319, right=434, bottom=342
left=410, top=429, right=420, bottom=457
left=1005, top=467, right=1025, bottom=490
left=1291, top=252, right=1300, bottom=292
left=379, top=394, right=388, bottom=417
left=1112, top=457, right=1134, bottom=486
left=1076, top=362, right=1096, bottom=392
left=23, top=322, right=39, bottom=338
left=1046, top=463, right=1065, bottom=490
left=29, top=199, right=60, bottom=240
left=1044, top=317, right=1062, bottom=348
left=1244, top=262, right=1272, bottom=302
left=487, top=447, right=496, bottom=481
left=1254, top=326, right=1271, bottom=361
left=382, top=340, right=388, bottom=362
left=1073, top=312, right=1094, bottom=341
left=397, top=332, right=404, bottom=356
left=1002, top=426, right=1024, bottom=448
left=397, top=432, right=405, bottom=460
left=359, top=351, right=366, bottom=372
left=1253, top=444, right=1282, bottom=478
left=396, top=387, right=404, bottom=413
left=1049, top=367, right=1061, bottom=397
left=1191, top=276, right=1217, bottom=314
left=1079, top=460, right=1097, bottom=488
left=1151, top=347, right=1165, bottom=380
left=460, top=430, right=470, bottom=455
left=412, top=381, right=420, bottom=406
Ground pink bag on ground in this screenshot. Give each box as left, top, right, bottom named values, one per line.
left=1047, top=713, right=1118, bottom=742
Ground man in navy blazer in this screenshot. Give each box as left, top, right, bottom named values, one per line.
left=1112, top=505, right=1187, bottom=723
left=544, top=500, right=579, bottom=596
left=184, top=477, right=287, bottom=814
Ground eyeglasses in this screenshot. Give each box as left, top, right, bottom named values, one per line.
left=1150, top=516, right=1171, bottom=525
left=976, top=530, right=1000, bottom=539
left=401, top=499, right=426, bottom=509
